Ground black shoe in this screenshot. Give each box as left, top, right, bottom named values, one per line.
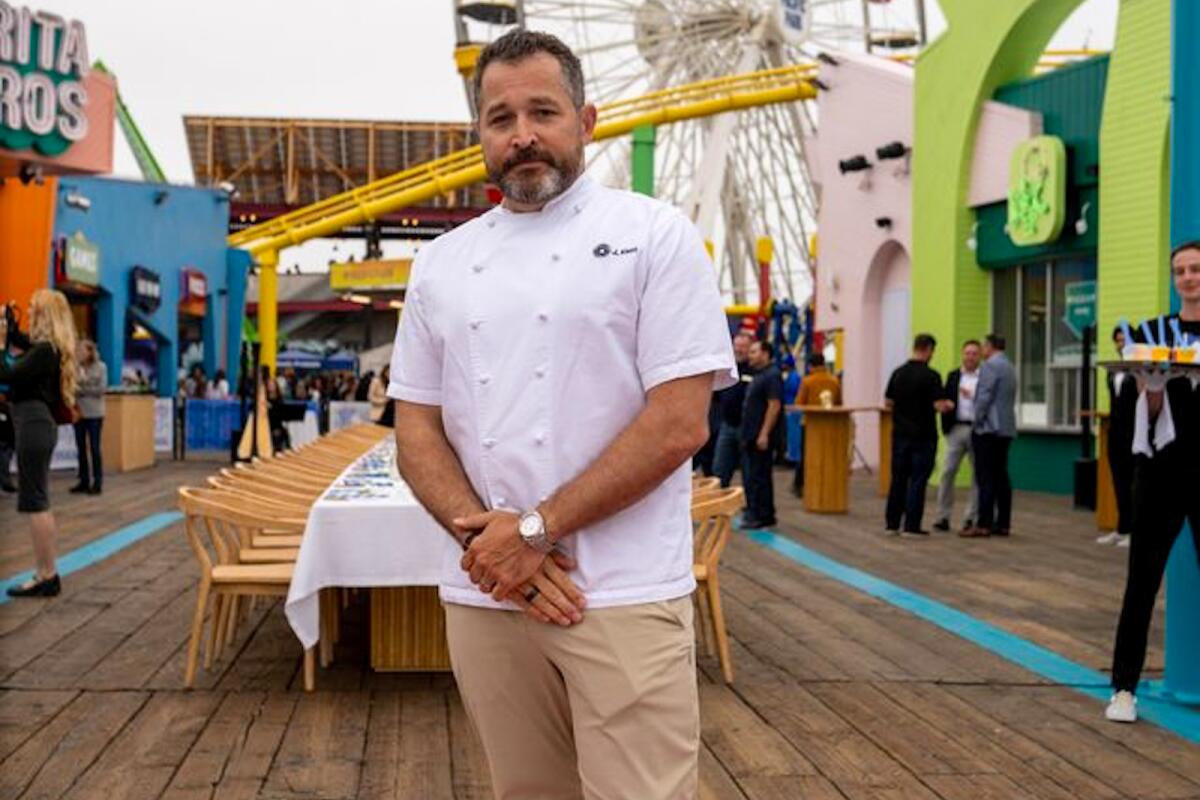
left=88, top=485, right=102, bottom=495
left=741, top=516, right=775, bottom=530
left=992, top=528, right=1010, bottom=537
left=962, top=518, right=975, bottom=531
left=933, top=519, right=950, bottom=532
left=0, top=481, right=15, bottom=493
left=6, top=574, right=61, bottom=598
left=69, top=483, right=89, bottom=494
left=901, top=529, right=930, bottom=538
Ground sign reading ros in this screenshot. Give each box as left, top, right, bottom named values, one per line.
left=0, top=3, right=90, bottom=156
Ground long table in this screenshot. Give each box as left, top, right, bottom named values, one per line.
left=284, top=439, right=453, bottom=671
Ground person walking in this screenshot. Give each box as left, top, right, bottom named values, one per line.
left=741, top=340, right=783, bottom=528
left=0, top=291, right=78, bottom=597
left=368, top=364, right=389, bottom=423
left=70, top=340, right=106, bottom=495
left=964, top=334, right=1018, bottom=538
left=388, top=30, right=736, bottom=799
left=933, top=340, right=981, bottom=532
left=884, top=334, right=948, bottom=537
left=1096, top=326, right=1137, bottom=546
left=712, top=331, right=753, bottom=487
left=1106, top=241, right=1200, bottom=724
left=792, top=352, right=842, bottom=498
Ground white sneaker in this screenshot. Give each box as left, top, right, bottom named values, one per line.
left=1096, top=531, right=1123, bottom=545
left=1105, top=691, right=1138, bottom=723
left=1116, top=535, right=1131, bottom=548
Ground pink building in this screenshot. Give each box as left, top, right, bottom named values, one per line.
left=810, top=52, right=1038, bottom=466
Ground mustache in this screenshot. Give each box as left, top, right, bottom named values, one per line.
left=502, top=147, right=559, bottom=174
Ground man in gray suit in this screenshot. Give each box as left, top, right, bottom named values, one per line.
left=964, top=333, right=1017, bottom=537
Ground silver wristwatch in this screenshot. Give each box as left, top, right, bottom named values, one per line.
left=517, top=509, right=554, bottom=554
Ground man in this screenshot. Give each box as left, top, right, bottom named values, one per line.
left=933, top=340, right=981, bottom=532
left=884, top=334, right=949, bottom=537
left=740, top=339, right=783, bottom=528
left=1096, top=326, right=1137, bottom=546
left=712, top=331, right=753, bottom=487
left=1106, top=241, right=1200, bottom=724
left=965, top=334, right=1017, bottom=538
left=389, top=30, right=735, bottom=798
left=792, top=352, right=842, bottom=497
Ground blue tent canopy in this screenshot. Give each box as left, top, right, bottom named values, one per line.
left=322, top=350, right=359, bottom=371
left=276, top=348, right=323, bottom=370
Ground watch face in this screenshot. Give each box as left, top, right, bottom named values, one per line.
left=519, top=514, right=541, bottom=538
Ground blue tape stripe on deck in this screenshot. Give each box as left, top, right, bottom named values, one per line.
left=0, top=511, right=183, bottom=604
left=743, top=527, right=1200, bottom=744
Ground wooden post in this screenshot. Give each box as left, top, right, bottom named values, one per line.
left=796, top=407, right=852, bottom=513
left=1094, top=413, right=1117, bottom=531
left=878, top=408, right=892, bottom=497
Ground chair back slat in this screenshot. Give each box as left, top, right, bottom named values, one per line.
left=692, top=487, right=744, bottom=569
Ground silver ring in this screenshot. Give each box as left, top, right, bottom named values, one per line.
left=523, top=585, right=540, bottom=603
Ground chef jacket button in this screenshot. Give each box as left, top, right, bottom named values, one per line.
left=538, top=312, right=549, bottom=322
left=479, top=375, right=491, bottom=385
left=483, top=438, right=496, bottom=449
left=535, top=368, right=546, bottom=378
left=472, top=264, right=484, bottom=273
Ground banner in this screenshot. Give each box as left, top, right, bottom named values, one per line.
left=154, top=397, right=174, bottom=453
left=329, top=400, right=372, bottom=431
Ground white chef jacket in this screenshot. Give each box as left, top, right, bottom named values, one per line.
left=388, top=176, right=737, bottom=609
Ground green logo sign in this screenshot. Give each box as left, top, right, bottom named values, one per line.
left=0, top=4, right=91, bottom=156
left=1006, top=135, right=1066, bottom=246
left=65, top=230, right=99, bottom=285
left=1062, top=279, right=1096, bottom=339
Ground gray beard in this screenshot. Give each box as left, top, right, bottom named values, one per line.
left=499, top=163, right=568, bottom=205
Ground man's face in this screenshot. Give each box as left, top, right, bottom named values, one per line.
left=732, top=335, right=752, bottom=363
left=1113, top=330, right=1126, bottom=355
left=981, top=340, right=995, bottom=359
left=1172, top=246, right=1200, bottom=304
left=749, top=342, right=770, bottom=368
left=477, top=53, right=597, bottom=211
left=961, top=343, right=981, bottom=372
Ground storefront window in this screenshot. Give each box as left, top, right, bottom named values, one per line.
left=992, top=258, right=1097, bottom=431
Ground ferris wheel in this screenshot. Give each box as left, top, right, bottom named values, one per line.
left=454, top=1, right=929, bottom=305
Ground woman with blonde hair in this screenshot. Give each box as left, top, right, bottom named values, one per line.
left=0, top=289, right=78, bottom=598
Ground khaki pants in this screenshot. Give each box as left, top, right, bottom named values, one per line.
left=445, top=596, right=699, bottom=800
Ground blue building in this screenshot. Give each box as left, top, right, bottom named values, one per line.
left=48, top=176, right=250, bottom=397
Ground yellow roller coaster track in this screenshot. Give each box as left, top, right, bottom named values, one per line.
left=228, top=62, right=819, bottom=258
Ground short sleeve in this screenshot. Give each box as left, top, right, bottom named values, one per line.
left=769, top=373, right=784, bottom=401
left=635, top=205, right=737, bottom=392
left=885, top=370, right=897, bottom=401
left=387, top=250, right=443, bottom=405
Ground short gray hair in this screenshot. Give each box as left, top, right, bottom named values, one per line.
left=473, top=30, right=585, bottom=112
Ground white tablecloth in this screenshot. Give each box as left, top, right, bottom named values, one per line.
left=284, top=439, right=449, bottom=648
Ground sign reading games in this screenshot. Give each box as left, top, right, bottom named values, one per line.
left=0, top=3, right=90, bottom=156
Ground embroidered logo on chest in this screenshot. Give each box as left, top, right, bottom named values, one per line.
left=592, top=243, right=638, bottom=258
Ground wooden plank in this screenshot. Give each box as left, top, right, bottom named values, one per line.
left=446, top=692, right=491, bottom=800
left=0, top=689, right=77, bottom=762
left=948, top=685, right=1200, bottom=799
left=211, top=692, right=298, bottom=800
left=394, top=691, right=454, bottom=800
left=700, top=683, right=818, bottom=780
left=921, top=774, right=1042, bottom=800
left=357, top=691, right=401, bottom=800
left=80, top=585, right=198, bottom=690
left=875, top=681, right=1116, bottom=800
left=62, top=691, right=222, bottom=800
left=263, top=690, right=370, bottom=798
left=0, top=691, right=148, bottom=800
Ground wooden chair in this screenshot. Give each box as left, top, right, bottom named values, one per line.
left=692, top=487, right=744, bottom=684
left=178, top=486, right=315, bottom=691
left=692, top=476, right=720, bottom=493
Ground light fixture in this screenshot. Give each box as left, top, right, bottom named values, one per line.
left=810, top=77, right=830, bottom=92
left=966, top=222, right=979, bottom=252
left=153, top=189, right=170, bottom=205
left=64, top=191, right=91, bottom=211
left=1075, top=201, right=1091, bottom=236
left=343, top=293, right=372, bottom=305
left=816, top=52, right=840, bottom=66
left=838, top=155, right=872, bottom=174
left=388, top=300, right=405, bottom=310
left=19, top=163, right=44, bottom=185
left=875, top=142, right=908, bottom=160
left=217, top=181, right=238, bottom=197
left=875, top=217, right=893, bottom=230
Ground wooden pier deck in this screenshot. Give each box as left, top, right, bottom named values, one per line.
left=1, top=460, right=1197, bottom=799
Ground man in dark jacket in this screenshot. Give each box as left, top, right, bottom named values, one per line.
left=884, top=334, right=951, bottom=537
left=712, top=332, right=753, bottom=487
left=933, top=340, right=981, bottom=531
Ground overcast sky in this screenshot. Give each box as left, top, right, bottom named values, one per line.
left=37, top=0, right=1118, bottom=269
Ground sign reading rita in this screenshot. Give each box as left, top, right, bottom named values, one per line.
left=0, top=3, right=90, bottom=156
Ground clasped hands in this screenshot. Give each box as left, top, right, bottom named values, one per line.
left=454, top=510, right=586, bottom=627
